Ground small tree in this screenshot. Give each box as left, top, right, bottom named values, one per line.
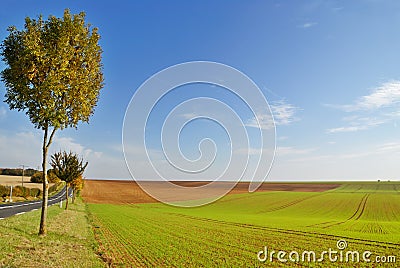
left=51, top=151, right=87, bottom=209
left=1, top=9, right=103, bottom=235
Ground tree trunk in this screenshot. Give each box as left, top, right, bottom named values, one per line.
left=39, top=129, right=49, bottom=235
left=38, top=126, right=56, bottom=236
left=65, top=184, right=69, bottom=210
left=72, top=188, right=76, bottom=204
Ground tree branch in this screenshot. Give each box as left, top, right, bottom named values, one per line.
left=46, top=127, right=57, bottom=149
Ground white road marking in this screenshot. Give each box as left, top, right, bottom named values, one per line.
left=0, top=189, right=66, bottom=210
left=0, top=188, right=67, bottom=219
left=0, top=201, right=41, bottom=209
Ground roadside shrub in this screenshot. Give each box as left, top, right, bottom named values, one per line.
left=12, top=185, right=22, bottom=197
left=22, top=186, right=30, bottom=198
left=30, top=187, right=41, bottom=198
left=30, top=172, right=43, bottom=183
left=13, top=186, right=30, bottom=198
left=30, top=170, right=60, bottom=183
left=0, top=185, right=10, bottom=197
left=12, top=185, right=21, bottom=196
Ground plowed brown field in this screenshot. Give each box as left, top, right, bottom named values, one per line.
left=82, top=180, right=340, bottom=204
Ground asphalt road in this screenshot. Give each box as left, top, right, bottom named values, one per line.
left=0, top=186, right=71, bottom=219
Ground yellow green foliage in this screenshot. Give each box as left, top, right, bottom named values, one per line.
left=1, top=9, right=104, bottom=130
left=30, top=170, right=60, bottom=183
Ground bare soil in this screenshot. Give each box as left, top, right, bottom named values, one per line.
left=82, top=180, right=340, bottom=204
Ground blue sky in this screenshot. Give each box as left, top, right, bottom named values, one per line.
left=1, top=1, right=400, bottom=181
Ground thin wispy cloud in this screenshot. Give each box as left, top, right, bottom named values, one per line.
left=245, top=112, right=274, bottom=130
left=287, top=141, right=400, bottom=163
left=235, top=146, right=314, bottom=159
left=334, top=81, right=400, bottom=112
left=327, top=80, right=400, bottom=133
left=378, top=142, right=400, bottom=152
left=0, top=131, right=102, bottom=170
left=298, top=22, right=317, bottom=28
left=340, top=141, right=400, bottom=159
left=276, top=146, right=316, bottom=156
left=327, top=116, right=386, bottom=133
left=245, top=100, right=300, bottom=130
left=271, top=100, right=300, bottom=125
left=53, top=136, right=101, bottom=159
left=327, top=126, right=366, bottom=133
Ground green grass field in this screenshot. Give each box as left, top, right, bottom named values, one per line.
left=88, top=182, right=400, bottom=267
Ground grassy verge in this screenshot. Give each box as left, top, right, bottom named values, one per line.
left=0, top=198, right=104, bottom=268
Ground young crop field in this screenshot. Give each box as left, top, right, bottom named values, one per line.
left=86, top=181, right=400, bottom=267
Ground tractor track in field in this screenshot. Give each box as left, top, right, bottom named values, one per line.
left=354, top=194, right=369, bottom=220
left=166, top=212, right=400, bottom=251
left=306, top=220, right=337, bottom=227
left=308, top=194, right=370, bottom=229
left=257, top=193, right=326, bottom=213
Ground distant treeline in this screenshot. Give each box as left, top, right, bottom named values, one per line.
left=0, top=168, right=38, bottom=177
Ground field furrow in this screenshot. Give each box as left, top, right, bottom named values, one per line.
left=85, top=182, right=400, bottom=267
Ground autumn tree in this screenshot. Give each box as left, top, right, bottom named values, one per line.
left=0, top=9, right=103, bottom=235
left=51, top=151, right=87, bottom=210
